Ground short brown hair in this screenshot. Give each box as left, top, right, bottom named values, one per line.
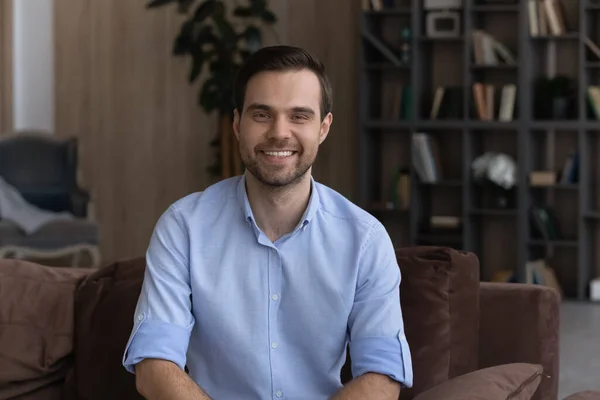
left=234, top=45, right=333, bottom=120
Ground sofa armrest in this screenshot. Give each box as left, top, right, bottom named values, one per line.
left=479, top=282, right=559, bottom=400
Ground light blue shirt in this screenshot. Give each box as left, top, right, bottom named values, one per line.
left=122, top=174, right=413, bottom=399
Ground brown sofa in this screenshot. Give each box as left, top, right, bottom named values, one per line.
left=0, top=246, right=591, bottom=400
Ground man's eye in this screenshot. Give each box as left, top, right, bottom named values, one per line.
left=292, top=114, right=308, bottom=121
left=254, top=112, right=269, bottom=119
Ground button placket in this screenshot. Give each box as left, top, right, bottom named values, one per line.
left=268, top=246, right=284, bottom=399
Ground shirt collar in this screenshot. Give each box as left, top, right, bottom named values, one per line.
left=236, top=173, right=321, bottom=227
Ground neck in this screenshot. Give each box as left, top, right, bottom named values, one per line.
left=245, top=172, right=312, bottom=242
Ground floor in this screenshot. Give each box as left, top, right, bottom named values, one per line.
left=558, top=301, right=600, bottom=398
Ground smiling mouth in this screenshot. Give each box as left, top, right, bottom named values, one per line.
left=261, top=150, right=296, bottom=157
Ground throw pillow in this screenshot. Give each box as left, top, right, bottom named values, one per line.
left=413, top=363, right=545, bottom=400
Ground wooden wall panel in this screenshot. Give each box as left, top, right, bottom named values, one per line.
left=284, top=0, right=359, bottom=201
left=55, top=0, right=358, bottom=263
left=0, top=0, right=13, bottom=134
left=55, top=0, right=216, bottom=263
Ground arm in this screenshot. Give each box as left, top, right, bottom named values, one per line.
left=332, top=223, right=413, bottom=399
left=135, top=359, right=211, bottom=400
left=122, top=205, right=209, bottom=398
left=330, top=372, right=400, bottom=400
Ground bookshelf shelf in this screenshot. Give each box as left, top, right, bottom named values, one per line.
left=528, top=240, right=579, bottom=247
left=470, top=64, right=518, bottom=70
left=364, top=7, right=411, bottom=16
left=531, top=33, right=580, bottom=40
left=365, top=63, right=411, bottom=70
left=472, top=5, right=519, bottom=13
left=419, top=36, right=465, bottom=42
left=469, top=208, right=518, bottom=216
left=359, top=0, right=598, bottom=300
left=420, top=180, right=463, bottom=187
left=583, top=212, right=600, bottom=220
left=529, top=184, right=579, bottom=190
left=363, top=120, right=412, bottom=130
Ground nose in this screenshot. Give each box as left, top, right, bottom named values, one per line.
left=266, top=115, right=292, bottom=140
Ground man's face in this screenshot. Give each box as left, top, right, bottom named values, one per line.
left=233, top=69, right=333, bottom=187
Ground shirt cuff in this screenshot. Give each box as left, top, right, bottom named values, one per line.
left=122, top=314, right=192, bottom=374
left=349, top=331, right=413, bottom=388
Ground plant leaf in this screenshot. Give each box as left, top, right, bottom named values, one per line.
left=189, top=54, right=205, bottom=83
left=214, top=17, right=238, bottom=44
left=192, top=0, right=216, bottom=23
left=239, top=50, right=252, bottom=61
left=211, top=0, right=225, bottom=18
left=249, top=0, right=268, bottom=12
left=177, top=0, right=196, bottom=13
left=195, top=25, right=217, bottom=45
left=199, top=77, right=221, bottom=112
left=261, top=10, right=277, bottom=23
left=172, top=20, right=194, bottom=55
left=233, top=6, right=254, bottom=17
left=146, top=0, right=176, bottom=8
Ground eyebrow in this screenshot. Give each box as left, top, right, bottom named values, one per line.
left=245, top=103, right=316, bottom=116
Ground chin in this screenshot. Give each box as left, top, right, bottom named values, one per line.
left=248, top=165, right=310, bottom=188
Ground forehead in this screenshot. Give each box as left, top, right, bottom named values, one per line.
left=244, top=69, right=321, bottom=110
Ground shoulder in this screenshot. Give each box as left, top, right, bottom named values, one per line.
left=170, top=176, right=239, bottom=214
left=314, top=181, right=384, bottom=235
left=158, top=176, right=240, bottom=226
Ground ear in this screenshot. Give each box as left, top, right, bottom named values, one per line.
left=319, top=112, right=333, bottom=145
left=233, top=109, right=241, bottom=141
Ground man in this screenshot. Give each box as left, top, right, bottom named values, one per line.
left=122, top=45, right=413, bottom=399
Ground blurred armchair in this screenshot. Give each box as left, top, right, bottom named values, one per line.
left=0, top=131, right=100, bottom=267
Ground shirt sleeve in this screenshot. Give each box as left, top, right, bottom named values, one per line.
left=347, top=222, right=413, bottom=388
left=122, top=205, right=195, bottom=374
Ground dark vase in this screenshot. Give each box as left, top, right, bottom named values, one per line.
left=552, top=97, right=568, bottom=119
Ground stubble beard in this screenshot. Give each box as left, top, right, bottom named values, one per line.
left=240, top=141, right=317, bottom=188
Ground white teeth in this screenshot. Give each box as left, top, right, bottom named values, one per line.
left=264, top=151, right=293, bottom=157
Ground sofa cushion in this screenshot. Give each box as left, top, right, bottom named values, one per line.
left=0, top=259, right=91, bottom=398
left=413, top=363, right=544, bottom=400
left=71, top=257, right=146, bottom=400
left=396, top=246, right=481, bottom=399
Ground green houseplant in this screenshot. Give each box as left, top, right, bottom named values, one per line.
left=146, top=0, right=278, bottom=179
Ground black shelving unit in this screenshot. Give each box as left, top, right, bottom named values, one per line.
left=358, top=0, right=600, bottom=300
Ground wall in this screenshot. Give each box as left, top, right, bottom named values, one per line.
left=54, top=0, right=358, bottom=263
left=13, top=0, right=54, bottom=132
left=0, top=0, right=13, bottom=134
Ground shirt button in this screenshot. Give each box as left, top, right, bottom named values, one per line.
left=276, top=390, right=283, bottom=397
left=271, top=342, right=278, bottom=349
left=271, top=294, right=279, bottom=301
left=137, top=314, right=144, bottom=322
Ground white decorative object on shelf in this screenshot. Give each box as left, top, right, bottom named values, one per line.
left=591, top=278, right=600, bottom=302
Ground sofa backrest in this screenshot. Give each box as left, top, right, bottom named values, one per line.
left=68, top=257, right=146, bottom=400
left=0, top=259, right=91, bottom=400
left=69, top=246, right=481, bottom=400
